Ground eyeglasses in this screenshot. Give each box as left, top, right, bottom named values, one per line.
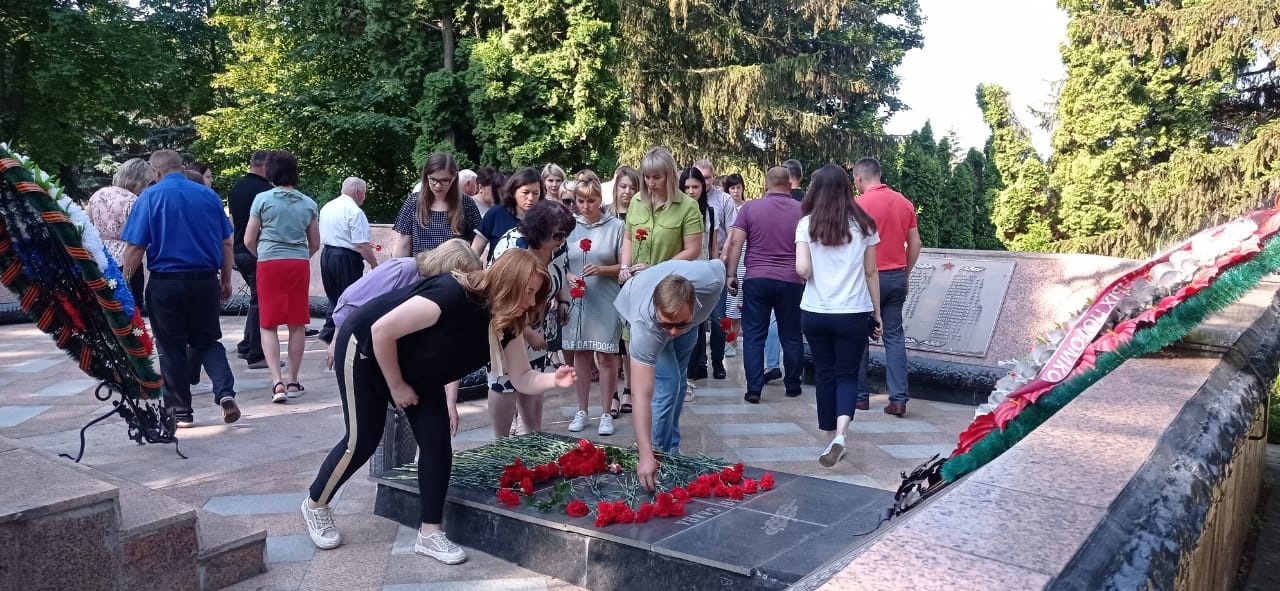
left=657, top=320, right=692, bottom=331
left=551, top=231, right=570, bottom=241
left=426, top=176, right=455, bottom=187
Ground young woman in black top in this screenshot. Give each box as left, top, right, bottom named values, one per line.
left=301, top=249, right=575, bottom=564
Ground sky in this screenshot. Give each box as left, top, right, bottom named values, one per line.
left=883, top=0, right=1070, bottom=157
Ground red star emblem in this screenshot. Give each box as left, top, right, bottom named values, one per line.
left=942, top=262, right=954, bottom=270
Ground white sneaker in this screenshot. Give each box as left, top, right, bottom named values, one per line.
left=597, top=414, right=614, bottom=436
left=568, top=410, right=588, bottom=432
left=819, top=437, right=847, bottom=468
left=272, top=391, right=287, bottom=404
left=725, top=344, right=737, bottom=357
left=301, top=499, right=341, bottom=549
left=415, top=530, right=467, bottom=564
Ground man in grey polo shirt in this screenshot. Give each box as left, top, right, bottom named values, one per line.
left=615, top=258, right=725, bottom=490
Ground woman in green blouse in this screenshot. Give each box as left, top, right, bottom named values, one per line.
left=618, top=147, right=704, bottom=284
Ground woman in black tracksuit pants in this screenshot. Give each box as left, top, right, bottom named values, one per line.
left=301, top=249, right=575, bottom=564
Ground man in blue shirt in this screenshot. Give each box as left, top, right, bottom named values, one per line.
left=122, top=150, right=239, bottom=427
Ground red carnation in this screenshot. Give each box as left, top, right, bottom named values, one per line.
left=760, top=473, right=775, bottom=491
left=636, top=503, right=656, bottom=523
left=520, top=477, right=534, bottom=495
left=671, top=487, right=691, bottom=501
left=720, top=465, right=743, bottom=485
left=570, top=286, right=586, bottom=299
left=579, top=238, right=592, bottom=252
left=721, top=318, right=732, bottom=331
left=728, top=485, right=745, bottom=500
left=566, top=499, right=590, bottom=517
left=743, top=478, right=758, bottom=494
left=497, top=489, right=521, bottom=507
left=635, top=228, right=649, bottom=241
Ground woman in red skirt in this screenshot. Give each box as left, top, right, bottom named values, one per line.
left=245, top=151, right=321, bottom=402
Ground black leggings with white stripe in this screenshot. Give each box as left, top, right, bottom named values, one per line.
left=308, top=334, right=452, bottom=524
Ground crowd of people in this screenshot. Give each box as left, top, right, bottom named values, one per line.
left=86, top=146, right=921, bottom=566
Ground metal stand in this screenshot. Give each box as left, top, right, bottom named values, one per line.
left=60, top=381, right=185, bottom=463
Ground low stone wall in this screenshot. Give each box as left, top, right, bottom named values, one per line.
left=795, top=284, right=1280, bottom=591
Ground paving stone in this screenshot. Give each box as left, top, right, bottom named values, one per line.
left=5, top=357, right=64, bottom=373
left=34, top=378, right=98, bottom=397
left=709, top=422, right=805, bottom=437
left=810, top=473, right=884, bottom=489
left=266, top=534, right=317, bottom=563
left=204, top=490, right=342, bottom=516
left=0, top=405, right=51, bottom=427
left=876, top=444, right=955, bottom=459
left=736, top=446, right=825, bottom=463
left=848, top=420, right=940, bottom=433
left=685, top=403, right=775, bottom=415
left=383, top=578, right=549, bottom=591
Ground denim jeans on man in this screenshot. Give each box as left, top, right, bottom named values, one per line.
left=148, top=275, right=236, bottom=417
left=804, top=311, right=871, bottom=431
left=742, top=278, right=804, bottom=393
left=858, top=269, right=909, bottom=404
left=652, top=328, right=699, bottom=454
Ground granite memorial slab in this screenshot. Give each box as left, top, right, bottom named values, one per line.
left=372, top=441, right=894, bottom=591
left=901, top=254, right=1016, bottom=358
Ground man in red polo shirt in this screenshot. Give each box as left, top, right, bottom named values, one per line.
left=853, top=157, right=921, bottom=416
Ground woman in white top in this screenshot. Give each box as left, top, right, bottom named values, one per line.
left=794, top=164, right=884, bottom=469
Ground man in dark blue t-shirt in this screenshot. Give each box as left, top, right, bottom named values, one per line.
left=122, top=149, right=239, bottom=427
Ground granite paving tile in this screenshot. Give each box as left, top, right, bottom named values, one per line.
left=267, top=534, right=317, bottom=563
left=0, top=405, right=51, bottom=427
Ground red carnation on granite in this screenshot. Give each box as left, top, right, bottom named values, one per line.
left=497, top=489, right=521, bottom=507
left=760, top=473, right=776, bottom=491
left=743, top=478, right=759, bottom=494
left=565, top=499, right=590, bottom=517
left=671, top=486, right=691, bottom=501
left=636, top=502, right=656, bottom=523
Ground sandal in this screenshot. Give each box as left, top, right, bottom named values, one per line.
left=610, top=392, right=621, bottom=419
left=619, top=388, right=633, bottom=414
left=271, top=381, right=287, bottom=404
left=286, top=382, right=305, bottom=398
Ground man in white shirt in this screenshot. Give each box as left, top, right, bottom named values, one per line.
left=317, top=177, right=377, bottom=343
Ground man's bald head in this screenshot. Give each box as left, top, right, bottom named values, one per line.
left=150, top=150, right=183, bottom=175
left=765, top=166, right=791, bottom=193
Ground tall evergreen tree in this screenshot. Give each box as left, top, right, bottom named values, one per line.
left=967, top=146, right=1003, bottom=250
left=898, top=123, right=945, bottom=247
left=616, top=0, right=923, bottom=170
left=1050, top=0, right=1280, bottom=257
left=976, top=83, right=1052, bottom=251
left=941, top=160, right=977, bottom=249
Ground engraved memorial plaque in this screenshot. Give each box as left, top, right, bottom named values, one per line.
left=898, top=255, right=1015, bottom=358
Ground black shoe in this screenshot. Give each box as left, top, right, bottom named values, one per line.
left=763, top=368, right=783, bottom=383
left=220, top=397, right=241, bottom=424
left=305, top=328, right=320, bottom=338
left=712, top=365, right=727, bottom=380
left=785, top=388, right=802, bottom=398
left=744, top=391, right=761, bottom=404
left=688, top=366, right=708, bottom=380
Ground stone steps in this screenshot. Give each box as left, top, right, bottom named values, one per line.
left=0, top=437, right=266, bottom=590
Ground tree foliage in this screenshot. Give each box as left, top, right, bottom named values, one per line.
left=615, top=0, right=923, bottom=171
left=976, top=83, right=1053, bottom=251
left=0, top=0, right=223, bottom=197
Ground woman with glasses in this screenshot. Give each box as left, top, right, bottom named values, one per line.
left=393, top=153, right=483, bottom=257
left=486, top=199, right=575, bottom=438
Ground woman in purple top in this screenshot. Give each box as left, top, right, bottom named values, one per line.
left=325, top=239, right=482, bottom=367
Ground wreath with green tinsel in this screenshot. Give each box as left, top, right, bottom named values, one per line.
left=0, top=144, right=174, bottom=457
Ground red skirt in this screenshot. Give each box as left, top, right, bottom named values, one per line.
left=257, top=258, right=311, bottom=327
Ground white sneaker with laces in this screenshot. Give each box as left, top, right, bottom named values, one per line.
left=301, top=499, right=341, bottom=549
left=568, top=410, right=588, bottom=432
left=415, top=530, right=467, bottom=564
left=819, top=437, right=847, bottom=468
left=597, top=414, right=614, bottom=436
left=725, top=344, right=737, bottom=357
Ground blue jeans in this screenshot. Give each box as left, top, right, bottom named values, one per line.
left=859, top=269, right=909, bottom=404
left=742, top=278, right=804, bottom=393
left=765, top=313, right=780, bottom=369
left=804, top=311, right=871, bottom=431
left=652, top=328, right=699, bottom=453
